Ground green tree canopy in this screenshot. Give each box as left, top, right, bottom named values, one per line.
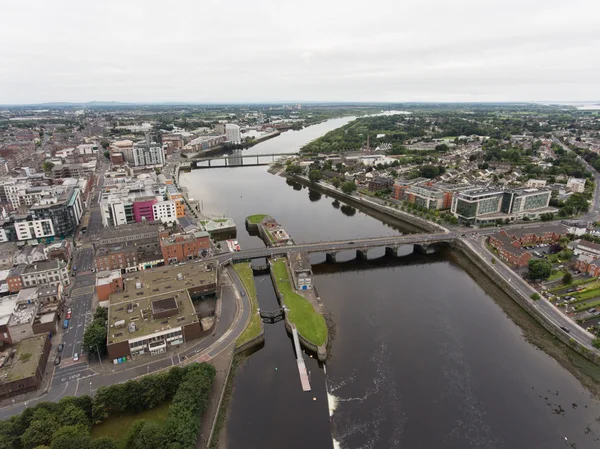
left=42, top=162, right=55, bottom=173
left=562, top=272, right=573, bottom=285
left=341, top=181, right=357, bottom=195
left=50, top=425, right=91, bottom=449
left=124, top=420, right=166, bottom=449
left=82, top=322, right=107, bottom=357
left=528, top=259, right=552, bottom=280
left=89, top=437, right=118, bottom=449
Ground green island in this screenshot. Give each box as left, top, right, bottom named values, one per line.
left=233, top=262, right=263, bottom=347
left=246, top=214, right=268, bottom=224
left=271, top=259, right=327, bottom=346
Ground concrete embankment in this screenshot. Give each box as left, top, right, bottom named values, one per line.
left=269, top=259, right=328, bottom=361
left=287, top=174, right=442, bottom=234
left=451, top=239, right=600, bottom=366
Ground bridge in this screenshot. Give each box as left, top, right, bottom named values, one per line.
left=218, top=232, right=456, bottom=264
left=259, top=307, right=285, bottom=323
left=192, top=152, right=299, bottom=168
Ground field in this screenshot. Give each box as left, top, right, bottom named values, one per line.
left=91, top=401, right=171, bottom=448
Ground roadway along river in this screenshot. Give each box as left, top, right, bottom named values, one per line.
left=180, top=120, right=600, bottom=448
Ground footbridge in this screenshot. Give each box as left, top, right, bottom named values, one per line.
left=218, top=232, right=457, bottom=264
left=193, top=152, right=299, bottom=168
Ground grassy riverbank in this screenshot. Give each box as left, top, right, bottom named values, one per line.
left=271, top=259, right=327, bottom=346
left=246, top=214, right=267, bottom=224
left=233, top=263, right=262, bottom=347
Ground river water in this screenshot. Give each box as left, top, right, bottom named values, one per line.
left=180, top=119, right=600, bottom=449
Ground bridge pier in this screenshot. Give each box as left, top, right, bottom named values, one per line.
left=385, top=246, right=399, bottom=257
left=326, top=252, right=337, bottom=263
left=415, top=243, right=436, bottom=255
left=356, top=249, right=368, bottom=260
left=208, top=159, right=211, bottom=167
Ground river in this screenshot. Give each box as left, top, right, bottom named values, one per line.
left=179, top=118, right=600, bottom=448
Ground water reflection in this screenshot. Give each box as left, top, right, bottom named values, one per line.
left=308, top=189, right=322, bottom=202
left=332, top=199, right=340, bottom=209
left=340, top=204, right=356, bottom=216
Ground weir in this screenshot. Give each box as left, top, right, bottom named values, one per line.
left=292, top=325, right=311, bottom=392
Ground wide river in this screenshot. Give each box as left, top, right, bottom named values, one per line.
left=180, top=118, right=600, bottom=449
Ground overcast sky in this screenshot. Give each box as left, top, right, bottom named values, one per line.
left=1, top=0, right=599, bottom=104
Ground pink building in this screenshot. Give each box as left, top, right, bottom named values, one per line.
left=133, top=197, right=157, bottom=223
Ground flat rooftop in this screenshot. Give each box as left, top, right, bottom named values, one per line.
left=0, top=335, right=47, bottom=382
left=107, top=262, right=217, bottom=345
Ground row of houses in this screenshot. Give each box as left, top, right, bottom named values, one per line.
left=489, top=224, right=570, bottom=266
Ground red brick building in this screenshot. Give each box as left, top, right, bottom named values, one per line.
left=489, top=232, right=532, bottom=267
left=503, top=224, right=568, bottom=246
left=6, top=266, right=25, bottom=293
left=160, top=231, right=210, bottom=264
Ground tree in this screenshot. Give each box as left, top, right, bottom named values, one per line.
left=331, top=177, right=341, bottom=188
left=308, top=169, right=322, bottom=183
left=419, top=165, right=440, bottom=179
left=530, top=293, right=541, bottom=301
left=528, top=259, right=552, bottom=280
left=82, top=322, right=107, bottom=358
left=57, top=403, right=90, bottom=429
left=435, top=143, right=449, bottom=152
left=42, top=162, right=55, bottom=173
left=90, top=438, right=118, bottom=449
left=93, top=306, right=108, bottom=323
left=100, top=140, right=110, bottom=150
left=592, top=338, right=600, bottom=349
left=562, top=272, right=573, bottom=285
left=124, top=420, right=166, bottom=449
left=22, top=418, right=57, bottom=449
left=51, top=425, right=91, bottom=449
left=341, top=181, right=357, bottom=195
left=103, top=151, right=110, bottom=160
left=285, top=164, right=302, bottom=175
left=335, top=162, right=344, bottom=172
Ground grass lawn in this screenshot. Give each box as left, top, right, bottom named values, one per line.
left=246, top=214, right=267, bottom=224
left=572, top=287, right=600, bottom=302
left=233, top=263, right=262, bottom=347
left=574, top=299, right=600, bottom=312
left=271, top=259, right=327, bottom=346
left=91, top=401, right=171, bottom=448
left=548, top=270, right=566, bottom=282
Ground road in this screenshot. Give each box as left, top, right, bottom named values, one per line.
left=0, top=268, right=251, bottom=420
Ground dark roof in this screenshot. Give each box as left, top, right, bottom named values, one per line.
left=506, top=224, right=568, bottom=239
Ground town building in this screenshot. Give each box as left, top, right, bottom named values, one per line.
left=567, top=177, right=586, bottom=193
left=50, top=162, right=95, bottom=180
left=106, top=262, right=218, bottom=360
left=367, top=178, right=394, bottom=192
left=451, top=188, right=554, bottom=224
left=130, top=135, right=165, bottom=167
left=94, top=244, right=139, bottom=273
left=93, top=221, right=164, bottom=246
left=152, top=200, right=177, bottom=224
left=20, top=260, right=70, bottom=289
left=225, top=124, right=241, bottom=144
left=95, top=270, right=123, bottom=306
left=288, top=251, right=313, bottom=290
left=13, top=218, right=54, bottom=241
left=488, top=232, right=532, bottom=267
left=160, top=231, right=210, bottom=264
left=14, top=245, right=47, bottom=265
left=30, top=186, right=83, bottom=238
left=526, top=179, right=547, bottom=188
left=6, top=265, right=25, bottom=293
left=0, top=334, right=51, bottom=399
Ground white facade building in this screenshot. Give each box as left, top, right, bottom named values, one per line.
left=14, top=219, right=55, bottom=241
left=526, top=179, right=547, bottom=188
left=152, top=200, right=177, bottom=223
left=567, top=177, right=586, bottom=193
left=132, top=144, right=165, bottom=166
left=225, top=124, right=241, bottom=144
left=20, top=260, right=70, bottom=288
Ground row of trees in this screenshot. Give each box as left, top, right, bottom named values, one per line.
left=0, top=363, right=215, bottom=449
left=82, top=307, right=108, bottom=360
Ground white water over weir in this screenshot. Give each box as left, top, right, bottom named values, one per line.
left=292, top=325, right=311, bottom=392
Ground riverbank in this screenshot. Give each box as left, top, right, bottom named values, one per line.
left=447, top=244, right=600, bottom=396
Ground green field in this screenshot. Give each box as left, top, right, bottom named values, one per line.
left=246, top=214, right=267, bottom=224
left=91, top=401, right=171, bottom=448
left=233, top=263, right=263, bottom=347
left=271, top=259, right=327, bottom=346
left=548, top=270, right=566, bottom=282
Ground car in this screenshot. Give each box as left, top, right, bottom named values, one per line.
left=559, top=326, right=570, bottom=333
left=58, top=343, right=64, bottom=352
left=63, top=319, right=69, bottom=329
left=73, top=353, right=79, bottom=362
left=54, top=356, right=61, bottom=365
left=588, top=308, right=597, bottom=313
left=240, top=291, right=246, bottom=297
left=66, top=309, right=72, bottom=319
left=567, top=288, right=575, bottom=293
left=347, top=241, right=355, bottom=244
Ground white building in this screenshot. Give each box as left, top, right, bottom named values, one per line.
left=526, top=179, right=547, bottom=188
left=567, top=177, right=586, bottom=193
left=132, top=143, right=165, bottom=167
left=14, top=219, right=55, bottom=241
left=225, top=124, right=241, bottom=144
left=152, top=200, right=177, bottom=223
left=20, top=260, right=70, bottom=289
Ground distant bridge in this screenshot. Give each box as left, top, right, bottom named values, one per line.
left=193, top=152, right=299, bottom=168
left=218, top=232, right=456, bottom=264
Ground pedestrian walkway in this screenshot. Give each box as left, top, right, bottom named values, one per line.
left=292, top=325, right=311, bottom=392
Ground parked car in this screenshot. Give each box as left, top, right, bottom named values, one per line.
left=66, top=308, right=72, bottom=319
left=63, top=319, right=69, bottom=329
left=559, top=326, right=570, bottom=333
left=73, top=353, right=79, bottom=362
left=587, top=308, right=597, bottom=314
left=57, top=343, right=64, bottom=352
left=54, top=356, right=61, bottom=365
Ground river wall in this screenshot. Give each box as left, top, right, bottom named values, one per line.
left=451, top=239, right=600, bottom=366
left=287, top=174, right=443, bottom=234
left=269, top=259, right=328, bottom=361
